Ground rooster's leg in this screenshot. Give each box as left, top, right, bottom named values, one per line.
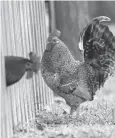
left=69, top=106, right=80, bottom=118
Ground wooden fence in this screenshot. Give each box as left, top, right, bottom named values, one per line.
left=1, top=1, right=53, bottom=137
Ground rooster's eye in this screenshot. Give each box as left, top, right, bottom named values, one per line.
left=52, top=38, right=59, bottom=44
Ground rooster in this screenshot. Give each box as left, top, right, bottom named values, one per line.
left=41, top=16, right=115, bottom=115
left=5, top=52, right=40, bottom=86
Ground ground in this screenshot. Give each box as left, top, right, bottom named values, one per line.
left=13, top=97, right=115, bottom=138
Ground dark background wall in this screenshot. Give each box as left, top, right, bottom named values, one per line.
left=88, top=1, right=115, bottom=22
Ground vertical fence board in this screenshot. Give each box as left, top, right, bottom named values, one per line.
left=49, top=1, right=56, bottom=32
left=1, top=1, right=53, bottom=137
left=1, top=2, right=13, bottom=137
left=1, top=53, right=10, bottom=138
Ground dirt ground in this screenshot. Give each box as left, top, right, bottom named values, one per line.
left=13, top=94, right=115, bottom=138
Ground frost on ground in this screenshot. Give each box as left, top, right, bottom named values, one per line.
left=13, top=75, right=115, bottom=138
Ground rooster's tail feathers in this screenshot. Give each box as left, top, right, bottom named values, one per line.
left=79, top=16, right=115, bottom=82
left=79, top=16, right=111, bottom=52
